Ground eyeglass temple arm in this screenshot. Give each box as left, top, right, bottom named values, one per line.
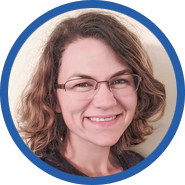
left=55, top=84, right=65, bottom=89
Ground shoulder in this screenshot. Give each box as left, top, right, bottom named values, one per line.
left=41, top=152, right=87, bottom=176
left=117, top=150, right=144, bottom=170
left=41, top=152, right=67, bottom=170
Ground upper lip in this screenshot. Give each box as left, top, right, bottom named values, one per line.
left=86, top=114, right=121, bottom=118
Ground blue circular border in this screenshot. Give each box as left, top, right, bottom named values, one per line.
left=1, top=1, right=185, bottom=184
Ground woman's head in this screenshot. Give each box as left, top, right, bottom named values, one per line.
left=17, top=11, right=166, bottom=157
left=55, top=38, right=138, bottom=149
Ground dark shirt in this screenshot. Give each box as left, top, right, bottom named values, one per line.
left=41, top=150, right=144, bottom=176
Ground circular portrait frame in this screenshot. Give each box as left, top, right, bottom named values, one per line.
left=1, top=1, right=184, bottom=184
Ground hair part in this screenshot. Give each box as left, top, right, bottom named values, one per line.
left=16, top=11, right=166, bottom=157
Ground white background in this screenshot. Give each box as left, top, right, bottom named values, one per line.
left=8, top=7, right=177, bottom=159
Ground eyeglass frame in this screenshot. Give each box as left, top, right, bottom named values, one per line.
left=55, top=74, right=142, bottom=96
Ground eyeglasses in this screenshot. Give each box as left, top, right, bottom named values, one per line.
left=55, top=74, right=141, bottom=100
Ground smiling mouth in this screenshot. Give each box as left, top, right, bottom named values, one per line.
left=88, top=115, right=117, bottom=122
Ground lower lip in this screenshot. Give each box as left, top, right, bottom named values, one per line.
left=85, top=115, right=120, bottom=127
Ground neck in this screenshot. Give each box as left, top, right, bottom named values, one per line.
left=62, top=132, right=122, bottom=177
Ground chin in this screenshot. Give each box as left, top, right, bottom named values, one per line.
left=92, top=137, right=121, bottom=148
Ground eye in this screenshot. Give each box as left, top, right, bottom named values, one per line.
left=76, top=83, right=90, bottom=87
left=112, top=79, right=126, bottom=85
left=71, top=81, right=94, bottom=92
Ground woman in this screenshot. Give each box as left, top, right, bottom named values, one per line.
left=17, top=11, right=166, bottom=177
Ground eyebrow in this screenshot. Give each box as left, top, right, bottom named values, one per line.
left=67, top=69, right=133, bottom=81
left=109, top=69, right=133, bottom=79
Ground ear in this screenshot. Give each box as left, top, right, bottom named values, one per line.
left=55, top=100, right=62, bottom=113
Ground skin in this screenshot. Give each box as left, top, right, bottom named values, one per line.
left=56, top=38, right=137, bottom=176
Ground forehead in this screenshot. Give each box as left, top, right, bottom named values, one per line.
left=58, top=38, right=131, bottom=82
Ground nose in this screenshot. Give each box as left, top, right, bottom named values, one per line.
left=92, top=82, right=117, bottom=109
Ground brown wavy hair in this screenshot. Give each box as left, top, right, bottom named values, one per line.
left=16, top=11, right=166, bottom=157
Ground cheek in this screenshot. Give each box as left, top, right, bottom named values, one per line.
left=118, top=94, right=138, bottom=117
left=57, top=92, right=89, bottom=125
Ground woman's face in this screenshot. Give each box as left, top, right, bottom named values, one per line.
left=56, top=38, right=137, bottom=148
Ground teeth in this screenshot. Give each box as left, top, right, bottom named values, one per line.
left=89, top=116, right=116, bottom=122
